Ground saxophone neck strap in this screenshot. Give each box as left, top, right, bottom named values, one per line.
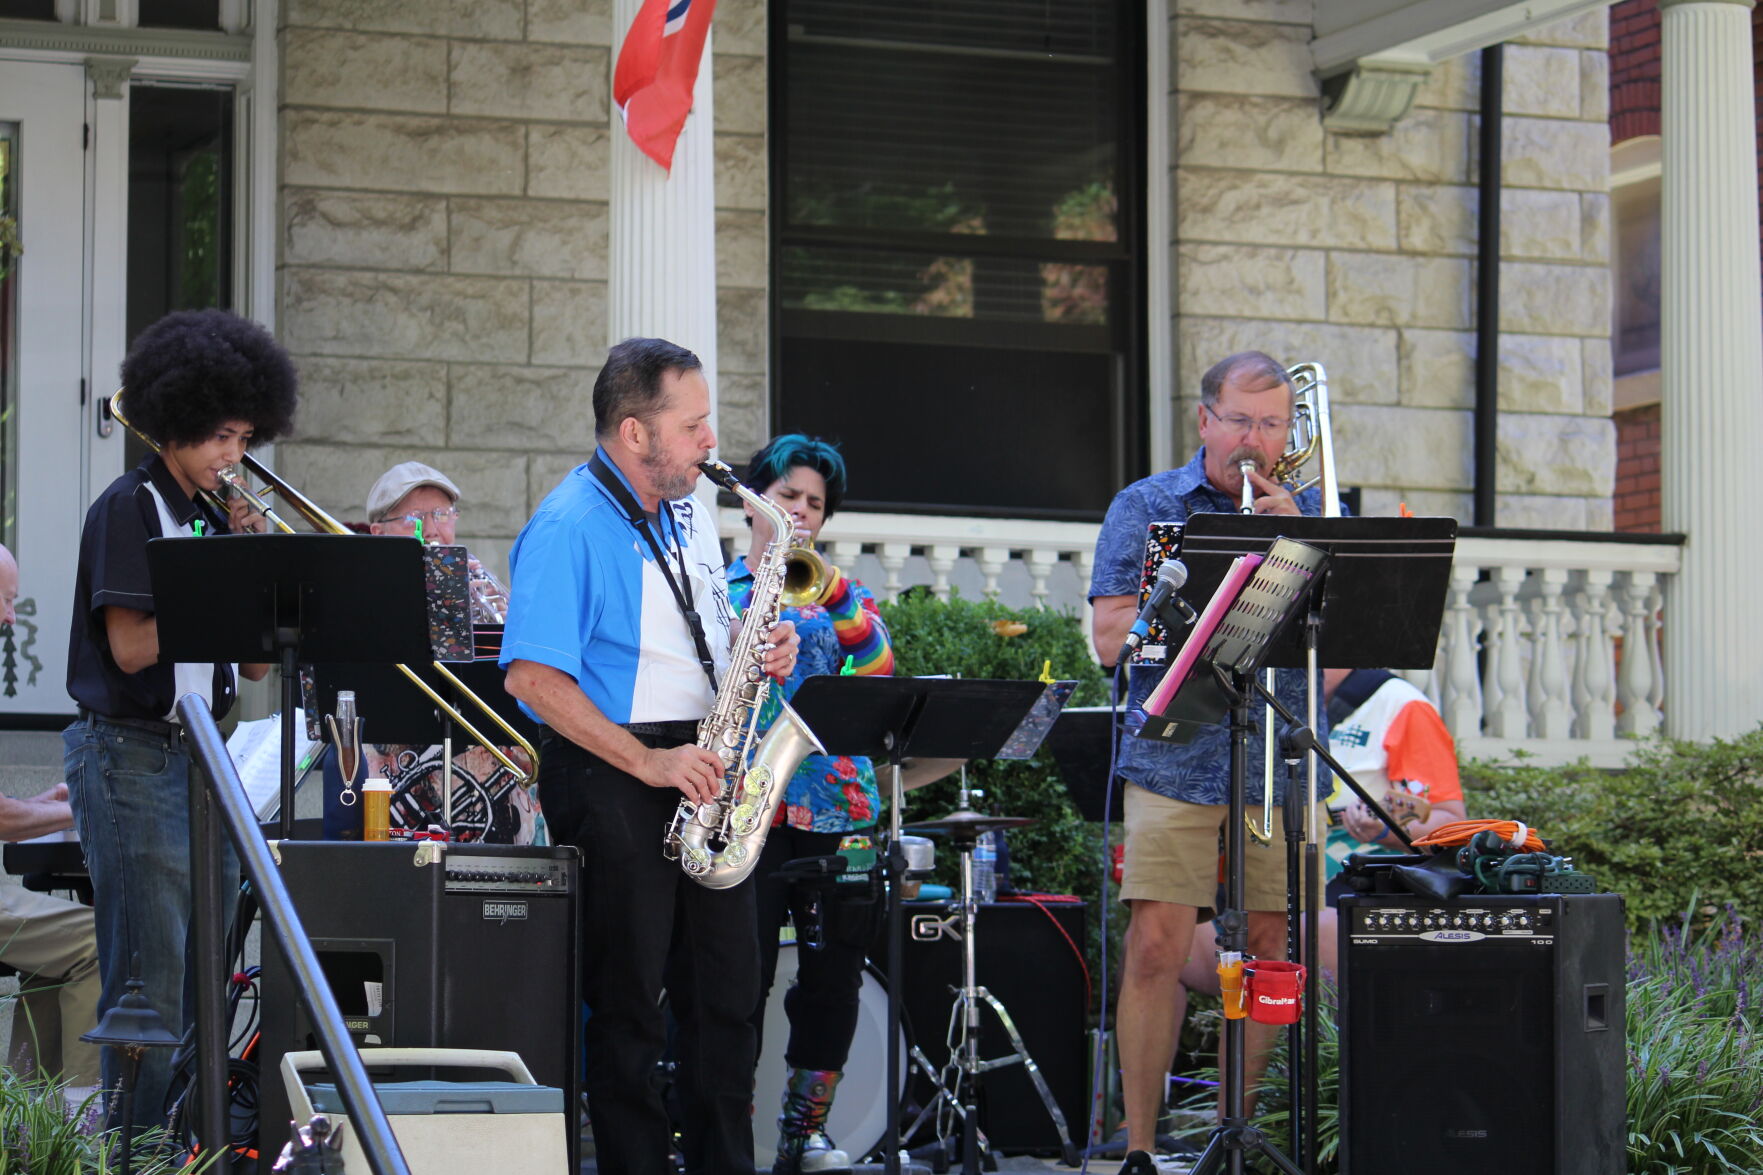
left=589, top=452, right=719, bottom=694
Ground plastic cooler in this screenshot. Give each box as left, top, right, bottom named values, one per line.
left=280, top=1047, right=570, bottom=1174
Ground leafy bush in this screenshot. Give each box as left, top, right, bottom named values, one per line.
left=1460, top=729, right=1763, bottom=925
left=876, top=591, right=1120, bottom=995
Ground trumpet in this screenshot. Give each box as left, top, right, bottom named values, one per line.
left=1247, top=362, right=1341, bottom=844
left=107, top=389, right=537, bottom=784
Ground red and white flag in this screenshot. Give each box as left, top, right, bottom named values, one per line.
left=613, top=0, right=718, bottom=173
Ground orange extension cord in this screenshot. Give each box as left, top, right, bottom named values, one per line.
left=1412, top=819, right=1546, bottom=853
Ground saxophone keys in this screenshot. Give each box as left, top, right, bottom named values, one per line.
left=728, top=803, right=760, bottom=837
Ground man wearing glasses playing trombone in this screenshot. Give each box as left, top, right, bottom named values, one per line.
left=1089, top=351, right=1332, bottom=1173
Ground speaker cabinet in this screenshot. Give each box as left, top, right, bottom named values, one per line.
left=257, top=843, right=580, bottom=1173
left=1339, top=893, right=1626, bottom=1175
left=874, top=900, right=1088, bottom=1155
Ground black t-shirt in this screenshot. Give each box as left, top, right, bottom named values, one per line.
left=66, top=455, right=237, bottom=722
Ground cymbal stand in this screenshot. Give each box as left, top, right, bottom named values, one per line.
left=900, top=829, right=1078, bottom=1172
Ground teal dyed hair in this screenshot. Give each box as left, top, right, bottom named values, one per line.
left=742, top=433, right=847, bottom=519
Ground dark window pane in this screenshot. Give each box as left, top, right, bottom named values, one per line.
left=781, top=246, right=1111, bottom=326
left=785, top=2, right=1119, bottom=241
left=779, top=338, right=1122, bottom=517
left=0, top=1, right=58, bottom=20
left=137, top=0, right=221, bottom=29
left=126, top=84, right=234, bottom=468
left=1612, top=175, right=1660, bottom=376
left=775, top=0, right=1141, bottom=517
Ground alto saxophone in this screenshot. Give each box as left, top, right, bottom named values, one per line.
left=662, top=460, right=827, bottom=889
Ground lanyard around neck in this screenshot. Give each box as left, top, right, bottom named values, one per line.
left=588, top=453, right=719, bottom=694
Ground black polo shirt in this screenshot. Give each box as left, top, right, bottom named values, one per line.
left=66, top=454, right=237, bottom=723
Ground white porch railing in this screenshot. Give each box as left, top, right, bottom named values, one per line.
left=1419, top=533, right=1682, bottom=768
left=721, top=510, right=1684, bottom=767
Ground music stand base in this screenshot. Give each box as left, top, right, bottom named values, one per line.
left=1190, top=1119, right=1306, bottom=1175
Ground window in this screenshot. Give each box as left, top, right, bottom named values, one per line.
left=772, top=0, right=1144, bottom=519
left=1611, top=138, right=1660, bottom=379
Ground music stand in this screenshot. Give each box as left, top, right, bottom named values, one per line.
left=309, top=660, right=539, bottom=837
left=147, top=534, right=431, bottom=838
left=1044, top=707, right=1125, bottom=823
left=788, top=675, right=1047, bottom=1175
left=1148, top=515, right=1453, bottom=1173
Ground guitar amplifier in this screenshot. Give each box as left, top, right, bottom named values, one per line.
left=1338, top=893, right=1626, bottom=1175
left=257, top=842, right=579, bottom=1173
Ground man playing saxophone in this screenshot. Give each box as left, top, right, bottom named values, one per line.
left=501, top=337, right=798, bottom=1175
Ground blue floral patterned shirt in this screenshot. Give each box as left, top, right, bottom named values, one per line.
left=1088, top=448, right=1332, bottom=806
left=727, top=556, right=890, bottom=833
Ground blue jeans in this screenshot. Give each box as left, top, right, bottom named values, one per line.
left=63, top=714, right=237, bottom=1131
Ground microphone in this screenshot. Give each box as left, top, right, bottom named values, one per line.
left=1119, top=559, right=1197, bottom=661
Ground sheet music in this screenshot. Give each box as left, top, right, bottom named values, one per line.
left=226, top=716, right=321, bottom=819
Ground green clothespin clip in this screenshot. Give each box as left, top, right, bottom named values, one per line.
left=414, top=518, right=424, bottom=543
left=840, top=655, right=856, bottom=676
left=1038, top=659, right=1056, bottom=685
left=192, top=520, right=205, bottom=537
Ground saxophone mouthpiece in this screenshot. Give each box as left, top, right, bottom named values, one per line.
left=697, top=460, right=740, bottom=490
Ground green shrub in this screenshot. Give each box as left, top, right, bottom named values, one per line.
left=876, top=591, right=1121, bottom=995
left=1461, top=728, right=1763, bottom=926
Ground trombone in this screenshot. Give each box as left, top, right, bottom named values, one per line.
left=1242, top=362, right=1341, bottom=844
left=108, top=390, right=538, bottom=783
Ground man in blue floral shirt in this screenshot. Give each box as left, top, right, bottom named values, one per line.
left=1089, top=351, right=1331, bottom=1172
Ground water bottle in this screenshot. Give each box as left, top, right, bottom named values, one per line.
left=973, top=832, right=998, bottom=904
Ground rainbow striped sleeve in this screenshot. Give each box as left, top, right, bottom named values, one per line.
left=824, top=573, right=894, bottom=677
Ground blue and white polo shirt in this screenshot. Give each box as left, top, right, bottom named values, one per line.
left=500, top=449, right=733, bottom=725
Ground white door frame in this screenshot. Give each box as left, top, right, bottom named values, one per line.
left=0, top=7, right=275, bottom=718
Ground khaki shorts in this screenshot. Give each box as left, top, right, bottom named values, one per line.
left=1120, top=783, right=1323, bottom=913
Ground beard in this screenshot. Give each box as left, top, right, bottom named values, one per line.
left=642, top=438, right=699, bottom=502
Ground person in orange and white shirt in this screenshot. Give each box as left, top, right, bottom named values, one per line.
left=1322, top=668, right=1466, bottom=896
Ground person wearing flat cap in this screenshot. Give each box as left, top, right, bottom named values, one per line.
left=318, top=461, right=544, bottom=845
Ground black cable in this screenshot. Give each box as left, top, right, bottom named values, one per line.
left=1082, top=656, right=1129, bottom=1173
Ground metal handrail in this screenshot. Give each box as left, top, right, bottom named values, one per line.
left=179, top=694, right=412, bottom=1175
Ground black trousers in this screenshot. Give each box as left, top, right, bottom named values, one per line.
left=752, top=825, right=878, bottom=1073
left=539, top=731, right=759, bottom=1175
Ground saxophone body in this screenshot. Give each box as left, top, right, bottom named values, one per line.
left=662, top=460, right=827, bottom=890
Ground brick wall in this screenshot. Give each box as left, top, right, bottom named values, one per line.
left=1170, top=5, right=1615, bottom=528
left=1608, top=0, right=1658, bottom=144
left=1613, top=402, right=1660, bottom=532
left=272, top=0, right=766, bottom=579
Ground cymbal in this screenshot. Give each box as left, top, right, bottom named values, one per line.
left=904, top=809, right=1035, bottom=836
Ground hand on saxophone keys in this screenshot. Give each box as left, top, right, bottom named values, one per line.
left=757, top=618, right=800, bottom=678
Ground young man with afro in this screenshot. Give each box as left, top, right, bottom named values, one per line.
left=62, top=308, right=297, bottom=1129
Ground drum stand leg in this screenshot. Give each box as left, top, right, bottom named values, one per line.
left=907, top=838, right=1079, bottom=1172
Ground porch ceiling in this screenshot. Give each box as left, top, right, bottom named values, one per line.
left=1312, top=0, right=1613, bottom=75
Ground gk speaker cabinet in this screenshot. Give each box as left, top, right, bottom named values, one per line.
left=257, top=842, right=580, bottom=1173
left=1339, top=893, right=1626, bottom=1175
left=877, top=900, right=1088, bottom=1155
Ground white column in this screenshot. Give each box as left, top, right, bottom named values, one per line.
left=608, top=1, right=721, bottom=444
left=1660, top=0, right=1763, bottom=738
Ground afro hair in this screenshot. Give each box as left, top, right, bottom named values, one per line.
left=119, top=309, right=298, bottom=448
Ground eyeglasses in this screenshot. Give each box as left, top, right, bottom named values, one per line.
left=389, top=506, right=460, bottom=525
left=1203, top=403, right=1290, bottom=436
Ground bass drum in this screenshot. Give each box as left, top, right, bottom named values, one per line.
left=754, top=942, right=907, bottom=1167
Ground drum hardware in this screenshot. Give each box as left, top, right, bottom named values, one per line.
left=899, top=809, right=1079, bottom=1171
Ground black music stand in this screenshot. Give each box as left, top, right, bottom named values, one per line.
left=147, top=534, right=431, bottom=838
left=1045, top=707, right=1125, bottom=823
left=309, top=660, right=539, bottom=836
left=1146, top=515, right=1453, bottom=1173
left=789, top=675, right=1048, bottom=1175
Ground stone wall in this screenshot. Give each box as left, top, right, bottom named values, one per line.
left=1170, top=4, right=1616, bottom=529
left=274, top=0, right=767, bottom=576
